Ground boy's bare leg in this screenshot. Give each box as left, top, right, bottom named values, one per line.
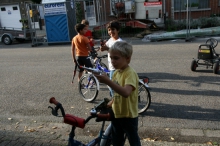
left=78, top=72, right=83, bottom=82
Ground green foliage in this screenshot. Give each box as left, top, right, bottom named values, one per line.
left=92, top=30, right=102, bottom=39
left=75, top=2, right=84, bottom=23
left=19, top=19, right=29, bottom=29
left=120, top=26, right=145, bottom=36
left=165, top=17, right=220, bottom=31
left=191, top=2, right=199, bottom=7
left=31, top=0, right=41, bottom=4
left=165, top=19, right=178, bottom=31
left=185, top=2, right=199, bottom=7
left=197, top=17, right=220, bottom=28
left=176, top=20, right=186, bottom=30
left=210, top=14, right=220, bottom=17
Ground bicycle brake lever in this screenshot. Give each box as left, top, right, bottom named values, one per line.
left=48, top=106, right=58, bottom=116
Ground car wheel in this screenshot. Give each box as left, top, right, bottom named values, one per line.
left=2, top=35, right=12, bottom=45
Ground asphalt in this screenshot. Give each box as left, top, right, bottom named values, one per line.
left=1, top=36, right=220, bottom=146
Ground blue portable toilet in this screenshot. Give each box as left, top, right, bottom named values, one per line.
left=42, top=0, right=76, bottom=44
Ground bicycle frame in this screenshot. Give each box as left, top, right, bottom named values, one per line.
left=94, top=58, right=110, bottom=74
left=84, top=73, right=100, bottom=91
left=68, top=121, right=107, bottom=146
left=48, top=97, right=112, bottom=146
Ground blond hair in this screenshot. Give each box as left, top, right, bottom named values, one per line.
left=109, top=41, right=133, bottom=58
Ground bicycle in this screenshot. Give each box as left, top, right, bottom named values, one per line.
left=48, top=97, right=114, bottom=146
left=78, top=61, right=151, bottom=114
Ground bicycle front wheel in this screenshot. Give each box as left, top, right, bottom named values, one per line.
left=78, top=75, right=98, bottom=102
left=138, top=83, right=151, bottom=114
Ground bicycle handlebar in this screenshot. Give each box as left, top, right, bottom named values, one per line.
left=49, top=97, right=65, bottom=117
left=79, top=66, right=102, bottom=74
left=49, top=97, right=113, bottom=128
left=96, top=54, right=107, bottom=59
left=50, top=97, right=59, bottom=105
left=97, top=113, right=111, bottom=121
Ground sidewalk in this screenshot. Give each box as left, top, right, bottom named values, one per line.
left=0, top=120, right=219, bottom=146
left=0, top=130, right=214, bottom=146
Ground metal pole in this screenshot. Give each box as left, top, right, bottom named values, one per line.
left=163, top=0, right=166, bottom=24
left=179, top=0, right=181, bottom=21
left=189, top=0, right=191, bottom=36
left=186, top=0, right=188, bottom=39
left=171, top=0, right=174, bottom=20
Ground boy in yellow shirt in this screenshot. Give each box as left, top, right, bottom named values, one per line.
left=94, top=41, right=141, bottom=146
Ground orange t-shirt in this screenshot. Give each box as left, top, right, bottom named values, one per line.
left=72, top=34, right=90, bottom=56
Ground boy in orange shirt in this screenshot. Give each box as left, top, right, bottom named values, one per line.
left=71, top=23, right=93, bottom=82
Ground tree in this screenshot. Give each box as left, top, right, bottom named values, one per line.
left=31, top=0, right=41, bottom=4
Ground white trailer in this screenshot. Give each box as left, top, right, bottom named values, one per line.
left=0, top=27, right=33, bottom=45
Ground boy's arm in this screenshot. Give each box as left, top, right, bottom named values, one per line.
left=106, top=81, right=133, bottom=98
left=94, top=74, right=133, bottom=98
left=86, top=43, right=92, bottom=51
left=71, top=42, right=76, bottom=63
left=100, top=44, right=109, bottom=52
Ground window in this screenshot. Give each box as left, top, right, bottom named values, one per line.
left=174, top=0, right=209, bottom=10
left=1, top=7, right=6, bottom=11
left=12, top=6, right=18, bottom=10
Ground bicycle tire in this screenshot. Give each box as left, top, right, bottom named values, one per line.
left=78, top=75, right=98, bottom=102
left=138, top=82, right=151, bottom=114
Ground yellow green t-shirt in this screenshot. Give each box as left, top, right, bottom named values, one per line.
left=112, top=66, right=139, bottom=118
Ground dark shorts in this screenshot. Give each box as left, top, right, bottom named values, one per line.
left=76, top=56, right=93, bottom=72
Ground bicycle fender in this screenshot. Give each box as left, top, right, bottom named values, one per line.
left=139, top=79, right=150, bottom=88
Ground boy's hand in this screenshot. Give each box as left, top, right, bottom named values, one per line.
left=100, top=40, right=108, bottom=51
left=100, top=45, right=109, bottom=51
left=107, top=99, right=114, bottom=107
left=93, top=72, right=110, bottom=84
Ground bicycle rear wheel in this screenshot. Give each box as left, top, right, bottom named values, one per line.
left=78, top=75, right=98, bottom=102
left=138, top=83, right=151, bottom=114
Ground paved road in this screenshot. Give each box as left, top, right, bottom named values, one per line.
left=0, top=38, right=220, bottom=145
